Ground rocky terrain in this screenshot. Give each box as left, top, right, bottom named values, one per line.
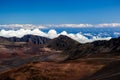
left=0, top=34, right=120, bottom=80
left=47, top=35, right=120, bottom=59
left=83, top=60, right=120, bottom=80
left=0, top=34, right=51, bottom=45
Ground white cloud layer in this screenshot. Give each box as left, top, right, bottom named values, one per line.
left=97, top=23, right=120, bottom=27
left=0, top=24, right=46, bottom=29
left=46, top=24, right=93, bottom=28
left=0, top=23, right=120, bottom=29
left=1, top=23, right=119, bottom=43
left=0, top=29, right=111, bottom=43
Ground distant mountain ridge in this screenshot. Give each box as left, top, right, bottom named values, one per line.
left=0, top=34, right=120, bottom=62
left=0, top=35, right=51, bottom=45
left=47, top=35, right=120, bottom=59
left=0, top=34, right=120, bottom=57
left=47, top=35, right=81, bottom=50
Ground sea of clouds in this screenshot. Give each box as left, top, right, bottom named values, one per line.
left=0, top=23, right=120, bottom=43
left=0, top=29, right=112, bottom=43
left=1, top=23, right=120, bottom=29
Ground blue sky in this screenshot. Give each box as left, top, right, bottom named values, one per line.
left=0, top=0, right=120, bottom=24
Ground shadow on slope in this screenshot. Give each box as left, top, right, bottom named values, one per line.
left=83, top=60, right=120, bottom=80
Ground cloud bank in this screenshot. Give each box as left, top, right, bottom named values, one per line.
left=97, top=23, right=120, bottom=27
left=0, top=24, right=46, bottom=29
left=1, top=23, right=119, bottom=43
left=0, top=29, right=111, bottom=43
left=0, top=23, right=120, bottom=29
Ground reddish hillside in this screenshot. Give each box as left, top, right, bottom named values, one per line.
left=83, top=60, right=120, bottom=80
left=0, top=59, right=104, bottom=80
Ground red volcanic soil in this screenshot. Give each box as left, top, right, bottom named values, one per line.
left=83, top=60, right=120, bottom=80
left=0, top=53, right=11, bottom=59
left=0, top=59, right=104, bottom=80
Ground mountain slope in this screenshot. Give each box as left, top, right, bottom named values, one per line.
left=83, top=60, right=120, bottom=80
left=47, top=35, right=81, bottom=50
left=0, top=60, right=104, bottom=80
left=47, top=36, right=120, bottom=59
left=0, top=35, right=51, bottom=45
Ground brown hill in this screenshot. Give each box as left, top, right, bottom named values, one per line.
left=48, top=35, right=120, bottom=59
left=47, top=35, right=81, bottom=50
left=0, top=59, right=105, bottom=80
left=83, top=60, right=120, bottom=80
